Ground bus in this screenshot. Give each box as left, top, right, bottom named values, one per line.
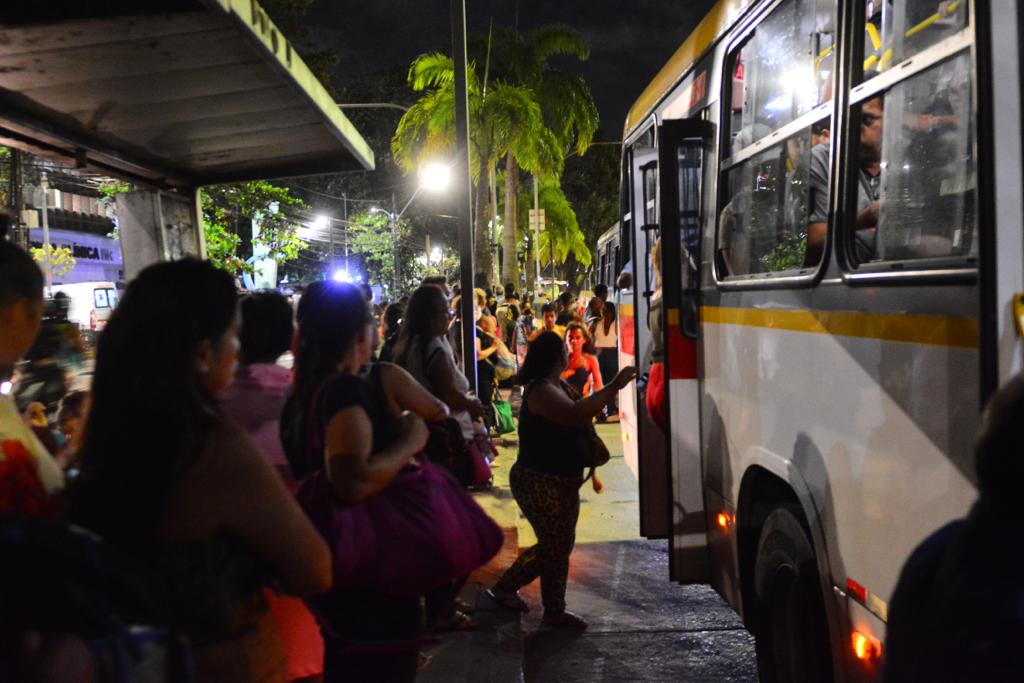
left=615, top=1, right=1022, bottom=681
left=595, top=223, right=621, bottom=292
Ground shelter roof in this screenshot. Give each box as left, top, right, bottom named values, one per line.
left=0, top=0, right=375, bottom=188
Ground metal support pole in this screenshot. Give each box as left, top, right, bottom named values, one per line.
left=452, top=0, right=477, bottom=395
left=425, top=233, right=432, bottom=275
left=343, top=193, right=349, bottom=273
left=40, top=173, right=52, bottom=295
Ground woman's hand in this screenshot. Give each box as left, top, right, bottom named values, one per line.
left=465, top=396, right=486, bottom=421
left=610, top=366, right=639, bottom=391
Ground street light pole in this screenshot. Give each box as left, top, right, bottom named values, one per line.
left=451, top=0, right=477, bottom=394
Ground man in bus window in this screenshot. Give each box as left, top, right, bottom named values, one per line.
left=805, top=96, right=883, bottom=265
left=718, top=184, right=751, bottom=276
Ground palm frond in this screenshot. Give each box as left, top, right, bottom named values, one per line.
left=528, top=25, right=590, bottom=65
left=538, top=72, right=600, bottom=155
left=408, top=52, right=454, bottom=91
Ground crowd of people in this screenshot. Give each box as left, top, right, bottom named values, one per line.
left=0, top=238, right=633, bottom=683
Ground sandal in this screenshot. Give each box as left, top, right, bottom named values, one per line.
left=485, top=587, right=530, bottom=613
left=433, top=610, right=480, bottom=632
left=542, top=610, right=588, bottom=629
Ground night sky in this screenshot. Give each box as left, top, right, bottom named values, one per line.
left=304, top=0, right=718, bottom=139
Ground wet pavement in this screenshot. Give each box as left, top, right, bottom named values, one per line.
left=420, top=418, right=758, bottom=682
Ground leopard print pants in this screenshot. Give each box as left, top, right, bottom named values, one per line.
left=494, top=463, right=581, bottom=614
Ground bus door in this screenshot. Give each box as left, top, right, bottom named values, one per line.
left=657, top=118, right=714, bottom=582
left=622, top=128, right=670, bottom=539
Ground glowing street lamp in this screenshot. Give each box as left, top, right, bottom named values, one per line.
left=419, top=162, right=452, bottom=193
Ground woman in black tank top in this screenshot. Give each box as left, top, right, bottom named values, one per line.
left=486, top=332, right=637, bottom=628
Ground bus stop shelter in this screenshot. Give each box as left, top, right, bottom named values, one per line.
left=0, top=0, right=375, bottom=277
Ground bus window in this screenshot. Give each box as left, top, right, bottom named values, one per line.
left=860, top=0, right=969, bottom=82
left=848, top=51, right=975, bottom=265
left=719, top=122, right=831, bottom=276
left=729, top=0, right=836, bottom=155
left=641, top=161, right=659, bottom=303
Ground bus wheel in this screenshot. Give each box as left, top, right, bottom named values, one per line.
left=753, top=505, right=833, bottom=683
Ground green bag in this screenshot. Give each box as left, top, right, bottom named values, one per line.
left=493, top=399, right=516, bottom=435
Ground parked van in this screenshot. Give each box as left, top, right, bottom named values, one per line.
left=49, top=281, right=119, bottom=335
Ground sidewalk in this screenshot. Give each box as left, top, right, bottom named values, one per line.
left=419, top=425, right=757, bottom=683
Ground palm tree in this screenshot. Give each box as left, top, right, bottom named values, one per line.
left=490, top=24, right=600, bottom=287
left=392, top=53, right=560, bottom=283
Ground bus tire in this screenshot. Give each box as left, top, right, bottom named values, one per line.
left=753, top=505, right=833, bottom=683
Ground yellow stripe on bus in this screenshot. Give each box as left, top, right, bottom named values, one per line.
left=700, top=306, right=978, bottom=348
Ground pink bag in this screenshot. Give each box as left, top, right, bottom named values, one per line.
left=465, top=434, right=495, bottom=487
left=296, top=458, right=503, bottom=597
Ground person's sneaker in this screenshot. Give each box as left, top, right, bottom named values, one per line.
left=542, top=610, right=588, bottom=629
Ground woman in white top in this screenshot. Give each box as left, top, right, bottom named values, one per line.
left=593, top=300, right=619, bottom=422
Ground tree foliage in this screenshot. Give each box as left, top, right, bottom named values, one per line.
left=346, top=210, right=428, bottom=295
left=31, top=244, right=76, bottom=279
left=392, top=51, right=563, bottom=281
left=200, top=181, right=307, bottom=276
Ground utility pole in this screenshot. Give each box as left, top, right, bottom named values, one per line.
left=425, top=233, right=432, bottom=275
left=391, top=192, right=400, bottom=296
left=451, top=0, right=477, bottom=394
left=343, top=193, right=349, bottom=274
left=533, top=175, right=541, bottom=292
left=40, top=173, right=52, bottom=295
left=7, top=149, right=27, bottom=250
left=327, top=215, right=334, bottom=274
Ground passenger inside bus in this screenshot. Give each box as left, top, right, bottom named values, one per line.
left=805, top=97, right=884, bottom=265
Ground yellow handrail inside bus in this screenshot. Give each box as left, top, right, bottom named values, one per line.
left=864, top=1, right=964, bottom=73
left=906, top=0, right=962, bottom=39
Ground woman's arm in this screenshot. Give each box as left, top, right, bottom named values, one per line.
left=426, top=350, right=485, bottom=420
left=529, top=368, right=637, bottom=427
left=203, top=427, right=333, bottom=597
left=476, top=334, right=498, bottom=360
left=323, top=407, right=427, bottom=505
left=588, top=354, right=604, bottom=392
left=380, top=362, right=449, bottom=422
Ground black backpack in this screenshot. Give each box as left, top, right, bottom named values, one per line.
left=0, top=513, right=192, bottom=682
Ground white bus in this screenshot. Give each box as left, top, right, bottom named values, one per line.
left=615, top=1, right=1022, bottom=681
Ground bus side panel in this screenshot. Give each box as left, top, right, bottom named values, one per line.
left=701, top=291, right=979, bottom=651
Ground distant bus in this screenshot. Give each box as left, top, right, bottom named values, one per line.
left=594, top=223, right=620, bottom=292
left=614, top=2, right=1019, bottom=681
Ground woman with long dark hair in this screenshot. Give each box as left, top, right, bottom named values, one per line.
left=286, top=280, right=429, bottom=682
left=486, top=332, right=636, bottom=627
left=394, top=285, right=488, bottom=455
left=69, top=259, right=331, bottom=682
